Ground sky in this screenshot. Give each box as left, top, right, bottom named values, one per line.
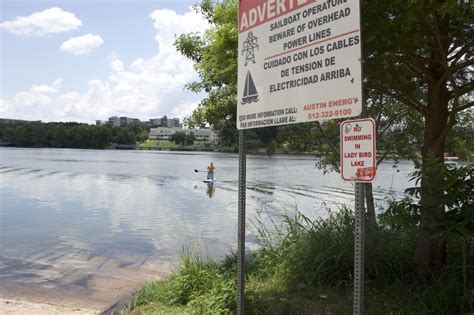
left=0, top=0, right=208, bottom=124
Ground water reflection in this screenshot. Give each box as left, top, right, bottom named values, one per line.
left=0, top=148, right=415, bottom=308
left=206, top=183, right=216, bottom=198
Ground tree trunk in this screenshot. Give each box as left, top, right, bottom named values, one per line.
left=415, top=128, right=447, bottom=277
left=365, top=183, right=378, bottom=229
left=414, top=9, right=451, bottom=278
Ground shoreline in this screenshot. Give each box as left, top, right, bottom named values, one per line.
left=0, top=258, right=172, bottom=315
left=0, top=298, right=98, bottom=315
left=2, top=146, right=472, bottom=162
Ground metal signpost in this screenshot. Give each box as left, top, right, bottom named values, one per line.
left=340, top=117, right=377, bottom=314
left=353, top=181, right=366, bottom=314
left=237, top=130, right=246, bottom=315
left=237, top=1, right=362, bottom=313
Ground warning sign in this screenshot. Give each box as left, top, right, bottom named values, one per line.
left=237, top=0, right=362, bottom=130
left=340, top=118, right=376, bottom=182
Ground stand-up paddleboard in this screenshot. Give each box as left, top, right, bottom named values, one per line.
left=203, top=178, right=217, bottom=183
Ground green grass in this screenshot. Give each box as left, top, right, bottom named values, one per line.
left=140, top=140, right=177, bottom=149
left=129, top=255, right=235, bottom=314
left=125, top=206, right=473, bottom=314
left=140, top=140, right=212, bottom=150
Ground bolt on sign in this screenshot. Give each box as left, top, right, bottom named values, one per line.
left=237, top=0, right=362, bottom=130
left=340, top=118, right=377, bottom=182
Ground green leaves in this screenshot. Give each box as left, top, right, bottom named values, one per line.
left=175, top=33, right=204, bottom=63
left=175, top=0, right=238, bottom=127
left=0, top=122, right=147, bottom=149
left=406, top=155, right=474, bottom=242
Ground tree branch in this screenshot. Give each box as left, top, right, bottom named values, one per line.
left=379, top=116, right=400, bottom=136
left=377, top=149, right=391, bottom=167
left=451, top=58, right=474, bottom=72
left=367, top=82, right=428, bottom=117
left=404, top=50, right=433, bottom=81
left=454, top=101, right=474, bottom=113
left=450, top=81, right=474, bottom=100
left=448, top=42, right=474, bottom=63
left=315, top=121, right=339, bottom=156
left=374, top=95, right=384, bottom=128
left=421, top=7, right=451, bottom=66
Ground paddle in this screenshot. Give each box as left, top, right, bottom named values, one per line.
left=194, top=169, right=207, bottom=173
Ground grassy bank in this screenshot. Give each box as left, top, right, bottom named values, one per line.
left=122, top=201, right=473, bottom=314
left=140, top=140, right=214, bottom=151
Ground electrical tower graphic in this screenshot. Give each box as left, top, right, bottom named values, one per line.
left=242, top=31, right=259, bottom=66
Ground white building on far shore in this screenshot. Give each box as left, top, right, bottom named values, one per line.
left=193, top=128, right=219, bottom=143
left=149, top=127, right=218, bottom=143
left=149, top=127, right=182, bottom=141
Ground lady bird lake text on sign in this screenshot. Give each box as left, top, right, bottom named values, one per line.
left=340, top=118, right=377, bottom=182
left=237, top=0, right=362, bottom=129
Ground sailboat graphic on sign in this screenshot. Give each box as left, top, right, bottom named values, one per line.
left=241, top=71, right=259, bottom=105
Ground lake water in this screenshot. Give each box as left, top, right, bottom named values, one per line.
left=0, top=148, right=412, bottom=310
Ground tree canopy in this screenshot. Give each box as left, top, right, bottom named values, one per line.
left=362, top=0, right=473, bottom=275
left=0, top=122, right=148, bottom=149
left=175, top=0, right=238, bottom=127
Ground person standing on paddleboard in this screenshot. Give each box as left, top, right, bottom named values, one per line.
left=207, top=162, right=215, bottom=180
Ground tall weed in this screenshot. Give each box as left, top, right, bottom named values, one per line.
left=129, top=199, right=471, bottom=314
left=131, top=251, right=236, bottom=314
left=253, top=206, right=417, bottom=290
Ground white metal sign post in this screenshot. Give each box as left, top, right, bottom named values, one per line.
left=237, top=1, right=362, bottom=314
left=340, top=117, right=376, bottom=314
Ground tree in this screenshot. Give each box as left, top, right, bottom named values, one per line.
left=170, top=131, right=187, bottom=145
left=126, top=122, right=149, bottom=143
left=175, top=0, right=238, bottom=128
left=1, top=122, right=129, bottom=149
left=176, top=0, right=473, bottom=277
left=363, top=0, right=473, bottom=275
left=272, top=123, right=319, bottom=153
left=113, top=127, right=135, bottom=145
left=185, top=132, right=196, bottom=146
left=213, top=119, right=238, bottom=147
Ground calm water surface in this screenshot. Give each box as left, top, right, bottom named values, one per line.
left=0, top=148, right=412, bottom=309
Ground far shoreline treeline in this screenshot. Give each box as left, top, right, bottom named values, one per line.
left=0, top=121, right=145, bottom=149
left=0, top=119, right=472, bottom=161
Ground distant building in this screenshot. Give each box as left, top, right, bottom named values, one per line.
left=148, top=115, right=182, bottom=128
left=168, top=117, right=181, bottom=128
left=108, top=116, right=121, bottom=126
left=149, top=127, right=183, bottom=141
left=193, top=128, right=219, bottom=143
left=106, top=116, right=140, bottom=126
left=391, top=123, right=405, bottom=133
left=120, top=116, right=140, bottom=125
left=377, top=121, right=406, bottom=133
left=148, top=118, right=162, bottom=126
left=149, top=127, right=218, bottom=143
left=98, top=115, right=181, bottom=127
